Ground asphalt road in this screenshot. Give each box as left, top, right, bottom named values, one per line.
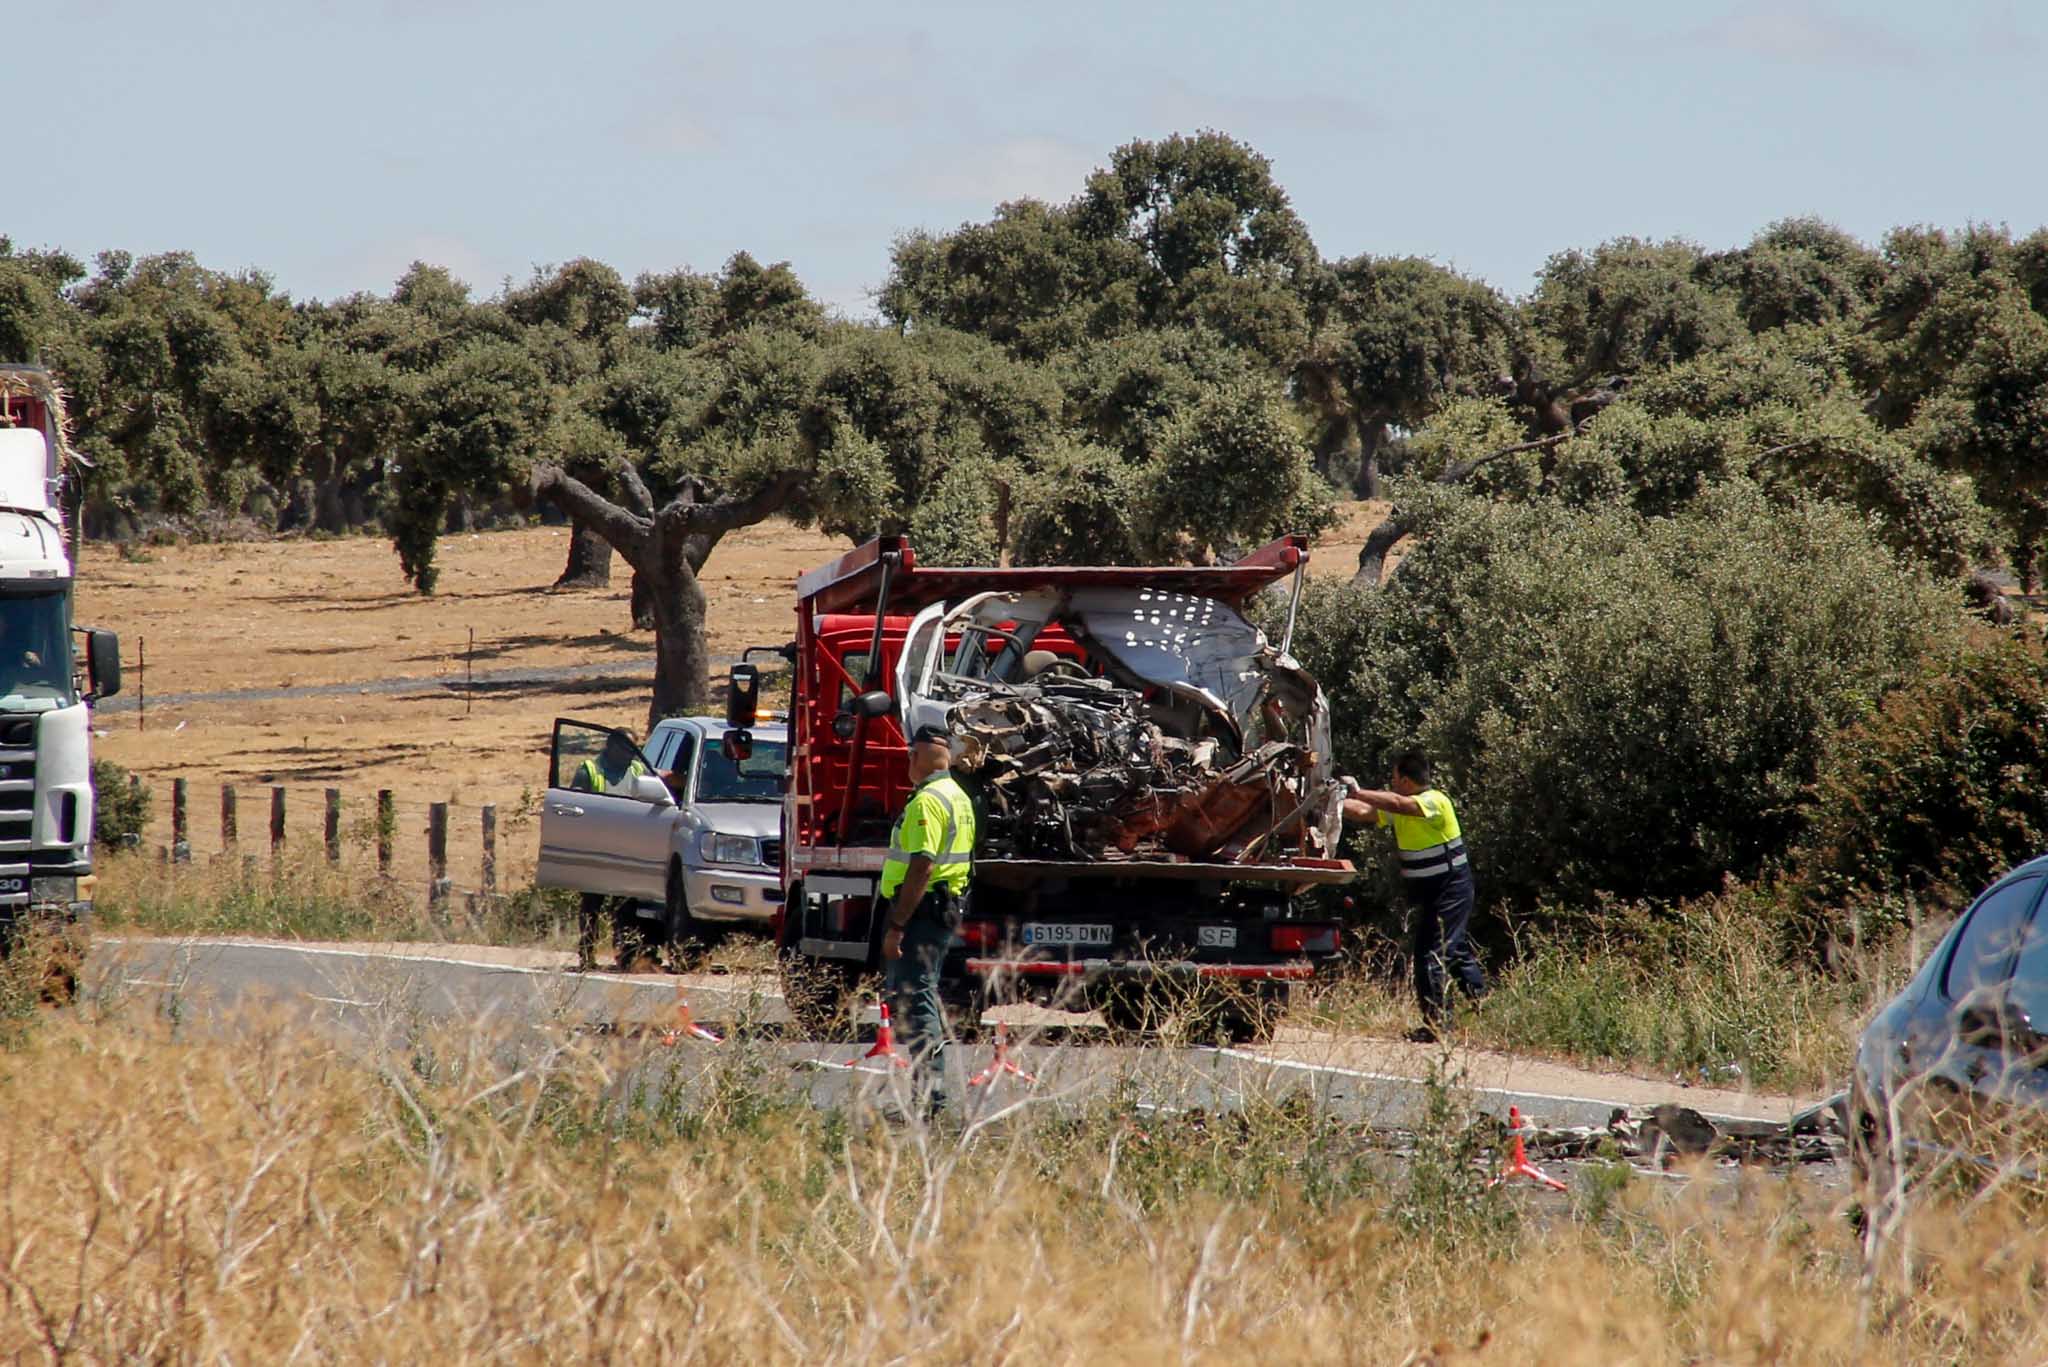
left=87, top=936, right=1838, bottom=1159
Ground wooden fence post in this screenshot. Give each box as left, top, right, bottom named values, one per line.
left=480, top=804, right=497, bottom=898
left=324, top=788, right=341, bottom=863
left=220, top=784, right=237, bottom=848
left=376, top=790, right=394, bottom=873
left=270, top=786, right=286, bottom=854
left=170, top=778, right=189, bottom=863
left=427, top=802, right=450, bottom=927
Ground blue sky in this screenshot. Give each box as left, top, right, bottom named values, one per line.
left=11, top=1, right=2045, bottom=315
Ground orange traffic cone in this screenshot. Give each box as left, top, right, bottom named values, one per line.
left=1490, top=1105, right=1568, bottom=1192
left=658, top=983, right=722, bottom=1045
left=845, top=999, right=910, bottom=1069
left=968, top=1022, right=1037, bottom=1088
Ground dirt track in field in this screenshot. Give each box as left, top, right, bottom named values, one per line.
left=75, top=507, right=1388, bottom=829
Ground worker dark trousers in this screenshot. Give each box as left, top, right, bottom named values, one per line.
left=883, top=891, right=959, bottom=1112
left=1411, top=868, right=1485, bottom=1026
left=577, top=893, right=606, bottom=970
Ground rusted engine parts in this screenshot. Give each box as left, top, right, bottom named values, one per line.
left=951, top=679, right=1341, bottom=863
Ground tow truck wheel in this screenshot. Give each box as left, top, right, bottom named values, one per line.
left=780, top=952, right=858, bottom=1040
left=776, top=883, right=859, bottom=1040
left=1221, top=983, right=1292, bottom=1045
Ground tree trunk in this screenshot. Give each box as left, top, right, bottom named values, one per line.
left=554, top=518, right=612, bottom=588
left=992, top=479, right=1014, bottom=562
left=313, top=477, right=349, bottom=534
left=2013, top=500, right=2048, bottom=595
left=645, top=560, right=711, bottom=728
left=630, top=570, right=655, bottom=629
left=279, top=478, right=316, bottom=533
left=1351, top=420, right=1389, bottom=500
left=1351, top=512, right=1410, bottom=589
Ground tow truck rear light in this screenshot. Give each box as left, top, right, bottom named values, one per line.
left=957, top=919, right=1001, bottom=950
left=1270, top=924, right=1339, bottom=954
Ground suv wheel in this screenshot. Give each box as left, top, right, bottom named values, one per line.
left=664, top=862, right=718, bottom=970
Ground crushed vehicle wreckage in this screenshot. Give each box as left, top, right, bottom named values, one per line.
left=772, top=534, right=1355, bottom=1041
left=896, top=587, right=1347, bottom=866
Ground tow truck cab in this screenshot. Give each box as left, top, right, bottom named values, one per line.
left=772, top=535, right=1352, bottom=1039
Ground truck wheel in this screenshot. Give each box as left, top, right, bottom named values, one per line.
left=780, top=950, right=858, bottom=1040
left=1095, top=982, right=1163, bottom=1037
left=1222, top=984, right=1292, bottom=1045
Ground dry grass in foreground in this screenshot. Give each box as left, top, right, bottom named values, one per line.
left=0, top=987, right=2040, bottom=1363
left=1297, top=896, right=1934, bottom=1095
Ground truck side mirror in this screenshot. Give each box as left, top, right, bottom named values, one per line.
left=86, top=628, right=120, bottom=701
left=724, top=727, right=753, bottom=761
left=853, top=689, right=893, bottom=719
left=726, top=663, right=760, bottom=729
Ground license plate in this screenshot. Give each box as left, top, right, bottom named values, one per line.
left=1022, top=922, right=1112, bottom=947
left=1197, top=925, right=1237, bottom=949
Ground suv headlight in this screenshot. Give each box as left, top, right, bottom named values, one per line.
left=704, top=833, right=762, bottom=866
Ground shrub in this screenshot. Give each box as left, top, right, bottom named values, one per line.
left=91, top=759, right=151, bottom=848
left=1284, top=480, right=1960, bottom=911
left=1789, top=637, right=2048, bottom=943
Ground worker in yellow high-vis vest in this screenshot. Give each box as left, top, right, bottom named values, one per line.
left=1344, top=747, right=1485, bottom=1042
left=879, top=722, right=977, bottom=1117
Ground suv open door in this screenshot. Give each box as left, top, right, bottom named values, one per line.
left=535, top=719, right=674, bottom=901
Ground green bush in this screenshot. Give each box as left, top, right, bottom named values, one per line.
left=91, top=759, right=151, bottom=848
left=1789, top=638, right=2048, bottom=944
left=1284, top=480, right=1960, bottom=911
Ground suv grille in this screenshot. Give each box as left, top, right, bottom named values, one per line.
left=759, top=838, right=784, bottom=870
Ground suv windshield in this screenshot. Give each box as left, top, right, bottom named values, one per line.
left=695, top=736, right=786, bottom=803
left=0, top=589, right=71, bottom=707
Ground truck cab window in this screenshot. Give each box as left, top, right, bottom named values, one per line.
left=0, top=589, right=74, bottom=705
left=837, top=652, right=873, bottom=709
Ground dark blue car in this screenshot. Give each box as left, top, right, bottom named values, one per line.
left=1851, top=854, right=2048, bottom=1246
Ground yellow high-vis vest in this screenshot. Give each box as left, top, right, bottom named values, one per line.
left=880, top=772, right=976, bottom=897
left=1378, top=788, right=1468, bottom=880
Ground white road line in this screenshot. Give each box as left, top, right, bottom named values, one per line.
left=105, top=936, right=654, bottom=985
left=1215, top=1047, right=1792, bottom=1123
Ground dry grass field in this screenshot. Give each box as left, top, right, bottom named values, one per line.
left=0, top=986, right=2037, bottom=1363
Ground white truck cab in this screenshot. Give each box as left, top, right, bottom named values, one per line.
left=0, top=370, right=120, bottom=958
left=535, top=714, right=788, bottom=947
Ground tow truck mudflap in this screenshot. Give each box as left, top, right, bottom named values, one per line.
left=964, top=957, right=1319, bottom=983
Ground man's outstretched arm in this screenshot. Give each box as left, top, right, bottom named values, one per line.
left=1347, top=782, right=1425, bottom=818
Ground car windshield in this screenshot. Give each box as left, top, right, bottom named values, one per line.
left=695, top=735, right=786, bottom=803
left=0, top=589, right=71, bottom=708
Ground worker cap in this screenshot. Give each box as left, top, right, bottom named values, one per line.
left=911, top=723, right=953, bottom=747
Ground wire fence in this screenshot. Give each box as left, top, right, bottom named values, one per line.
left=133, top=778, right=543, bottom=920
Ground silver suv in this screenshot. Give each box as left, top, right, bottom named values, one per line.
left=536, top=715, right=788, bottom=946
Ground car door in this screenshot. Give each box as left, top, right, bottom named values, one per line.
left=536, top=718, right=673, bottom=900
left=1964, top=885, right=2048, bottom=1166
left=894, top=601, right=949, bottom=737
left=1915, top=874, right=2046, bottom=1167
